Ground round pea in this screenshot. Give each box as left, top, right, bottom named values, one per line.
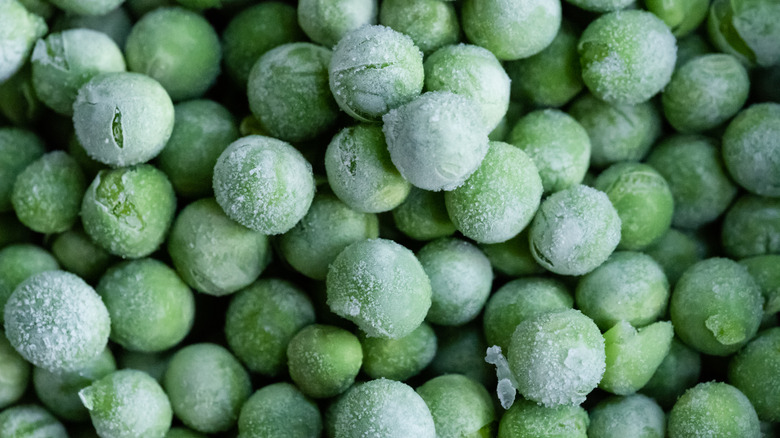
left=0, top=244, right=58, bottom=325
left=0, top=0, right=47, bottom=82
left=722, top=195, right=780, bottom=259
left=0, top=331, right=30, bottom=410
left=729, top=327, right=780, bottom=422
left=416, top=374, right=495, bottom=438
left=0, top=128, right=45, bottom=212
left=668, top=382, right=760, bottom=438
left=379, top=0, right=459, bottom=55
left=588, top=394, right=666, bottom=438
left=360, top=322, right=437, bottom=381
left=238, top=383, right=322, bottom=438
left=51, top=228, right=114, bottom=283
left=641, top=337, right=702, bottom=409
left=392, top=188, right=456, bottom=241
left=498, top=399, right=588, bottom=438
left=297, top=0, right=377, bottom=48
left=0, top=405, right=67, bottom=438
left=722, top=103, right=780, bottom=197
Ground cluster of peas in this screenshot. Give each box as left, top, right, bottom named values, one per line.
left=1, top=0, right=780, bottom=436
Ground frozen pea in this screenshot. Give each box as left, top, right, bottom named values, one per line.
left=330, top=378, right=435, bottom=438
left=238, top=383, right=322, bottom=438
left=565, top=0, right=632, bottom=13
left=80, top=369, right=172, bottom=438
left=329, top=25, right=423, bottom=122
left=280, top=193, right=379, bottom=280
left=594, top=162, right=674, bottom=250
left=81, top=164, right=176, bottom=258
left=0, top=64, right=44, bottom=127
left=325, top=124, right=411, bottom=213
left=668, top=382, right=760, bottom=438
left=33, top=348, right=116, bottom=422
left=383, top=91, right=489, bottom=191
left=0, top=0, right=47, bottom=82
left=225, top=278, right=315, bottom=376
left=212, top=135, right=315, bottom=235
left=125, top=7, right=221, bottom=101
left=248, top=43, right=339, bottom=143
left=445, top=141, right=542, bottom=243
left=222, top=2, right=304, bottom=86
left=0, top=128, right=45, bottom=212
left=722, top=195, right=780, bottom=259
left=168, top=198, right=270, bottom=296
left=663, top=54, right=750, bottom=133
left=30, top=29, right=126, bottom=116
left=641, top=337, right=702, bottom=409
left=646, top=0, right=709, bottom=36
left=0, top=244, right=58, bottom=325
left=298, top=0, right=377, bottom=47
left=51, top=227, right=114, bottom=282
left=48, top=0, right=124, bottom=15
left=498, top=399, right=588, bottom=438
left=11, top=151, right=86, bottom=234
left=722, top=103, right=780, bottom=197
left=165, top=428, right=205, bottom=438
left=508, top=309, right=606, bottom=407
left=504, top=20, right=583, bottom=107
left=461, top=0, right=561, bottom=61
left=740, top=255, right=780, bottom=316
left=588, top=394, right=666, bottom=438
left=483, top=276, right=573, bottom=353
left=52, top=6, right=133, bottom=47
left=576, top=251, right=669, bottom=331
left=729, top=327, right=780, bottom=422
left=0, top=405, right=67, bottom=438
left=118, top=350, right=170, bottom=383
left=568, top=93, right=661, bottom=169
left=479, top=229, right=545, bottom=277
left=156, top=100, right=239, bottom=199
left=326, top=238, right=432, bottom=339
left=417, top=238, right=492, bottom=326
left=529, top=184, right=621, bottom=276
left=508, top=109, right=590, bottom=194
left=4, top=270, right=109, bottom=372
left=707, top=0, right=780, bottom=67
left=73, top=72, right=174, bottom=168
left=600, top=320, right=674, bottom=395
left=164, top=343, right=251, bottom=433
left=671, top=258, right=764, bottom=356
left=287, top=324, right=362, bottom=399
left=379, top=0, right=459, bottom=55
left=360, top=322, right=436, bottom=381
left=417, top=374, right=495, bottom=438
left=646, top=135, right=738, bottom=229
left=0, top=331, right=30, bottom=410
left=578, top=10, right=677, bottom=105
left=428, top=323, right=494, bottom=388
left=97, top=259, right=194, bottom=352
left=392, top=188, right=455, bottom=241
left=424, top=44, right=510, bottom=131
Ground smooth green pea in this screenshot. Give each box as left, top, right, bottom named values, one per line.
left=416, top=374, right=495, bottom=438
left=297, top=0, right=377, bottom=47
left=668, top=382, right=760, bottom=438
left=498, top=399, right=588, bottom=438
left=379, top=0, right=459, bottom=55
left=360, top=322, right=436, bottom=381
left=51, top=227, right=114, bottom=283
left=722, top=103, right=780, bottom=197
left=478, top=229, right=545, bottom=277
left=0, top=0, right=47, bottom=82
left=0, top=405, right=67, bottom=438
left=707, top=0, right=780, bottom=67
left=646, top=0, right=709, bottom=37
left=729, top=327, right=780, bottom=422
left=392, top=188, right=456, bottom=241
left=642, top=228, right=705, bottom=285
left=740, top=255, right=780, bottom=316
left=427, top=323, right=494, bottom=388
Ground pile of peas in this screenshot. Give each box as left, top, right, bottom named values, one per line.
left=1, top=0, right=779, bottom=436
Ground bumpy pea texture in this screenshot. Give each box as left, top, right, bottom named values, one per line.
left=594, top=162, right=674, bottom=250
left=164, top=343, right=251, bottom=433
left=248, top=43, right=339, bottom=143
left=722, top=195, right=780, bottom=259
left=498, top=399, right=588, bottom=438
left=379, top=0, right=459, bottom=55
left=326, top=238, right=431, bottom=339
left=33, top=348, right=115, bottom=422
left=324, top=124, right=411, bottom=213
left=168, top=198, right=270, bottom=296
left=225, top=278, right=315, bottom=376
left=11, top=151, right=86, bottom=234
left=30, top=29, right=126, bottom=116
left=416, top=374, right=495, bottom=438
left=529, top=184, right=621, bottom=276
left=0, top=128, right=45, bottom=212
left=0, top=331, right=30, bottom=410
left=329, top=25, right=423, bottom=122
left=125, top=7, right=221, bottom=101
left=0, top=405, right=67, bottom=438
left=670, top=258, right=764, bottom=356
left=213, top=135, right=315, bottom=235
left=360, top=322, right=436, bottom=381
left=578, top=10, right=677, bottom=105
left=297, top=0, right=377, bottom=47
left=238, top=383, right=322, bottom=438
left=424, top=44, right=510, bottom=131
left=81, top=164, right=176, bottom=259
left=4, top=270, right=110, bottom=373
left=73, top=72, right=174, bottom=168
left=287, top=324, right=362, bottom=398
left=508, top=109, right=590, bottom=194
left=707, top=0, right=780, bottom=67
left=156, top=99, right=239, bottom=199
left=722, top=103, right=780, bottom=198
left=0, top=0, right=47, bottom=82
left=392, top=188, right=456, bottom=241
left=508, top=309, right=606, bottom=407
left=80, top=369, right=172, bottom=438
left=641, top=338, right=702, bottom=409
left=330, top=379, right=435, bottom=438
left=588, top=394, right=666, bottom=438
left=0, top=244, right=58, bottom=325
left=462, top=0, right=561, bottom=61
left=576, top=251, right=669, bottom=331
left=729, top=327, right=780, bottom=422
left=600, top=320, right=674, bottom=395
left=667, top=382, right=760, bottom=438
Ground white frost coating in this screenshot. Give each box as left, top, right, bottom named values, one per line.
left=485, top=345, right=518, bottom=409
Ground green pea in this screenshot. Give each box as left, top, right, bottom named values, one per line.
left=360, top=322, right=436, bottom=381
left=48, top=0, right=123, bottom=15
left=478, top=229, right=545, bottom=277
left=641, top=337, right=702, bottom=409
left=416, top=374, right=495, bottom=438
left=740, top=255, right=780, bottom=316
left=0, top=405, right=67, bottom=438
left=118, top=350, right=171, bottom=384
left=379, top=0, right=459, bottom=55
left=646, top=0, right=709, bottom=37
left=0, top=244, right=58, bottom=325
left=729, top=327, right=780, bottom=422
left=0, top=128, right=45, bottom=212
left=707, top=0, right=780, bottom=67
left=0, top=331, right=30, bottom=410
left=392, top=188, right=455, bottom=241
left=52, top=6, right=132, bottom=47
left=722, top=103, right=780, bottom=197
left=588, top=394, right=666, bottom=438
left=642, top=228, right=705, bottom=286
left=427, top=323, right=494, bottom=389
left=51, top=227, right=114, bottom=283
left=297, top=0, right=377, bottom=48
left=238, top=383, right=322, bottom=438
left=287, top=324, right=362, bottom=398
left=498, top=399, right=588, bottom=438
left=600, top=320, right=674, bottom=395
left=668, top=382, right=760, bottom=438
left=722, top=195, right=780, bottom=259
left=0, top=0, right=47, bottom=82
